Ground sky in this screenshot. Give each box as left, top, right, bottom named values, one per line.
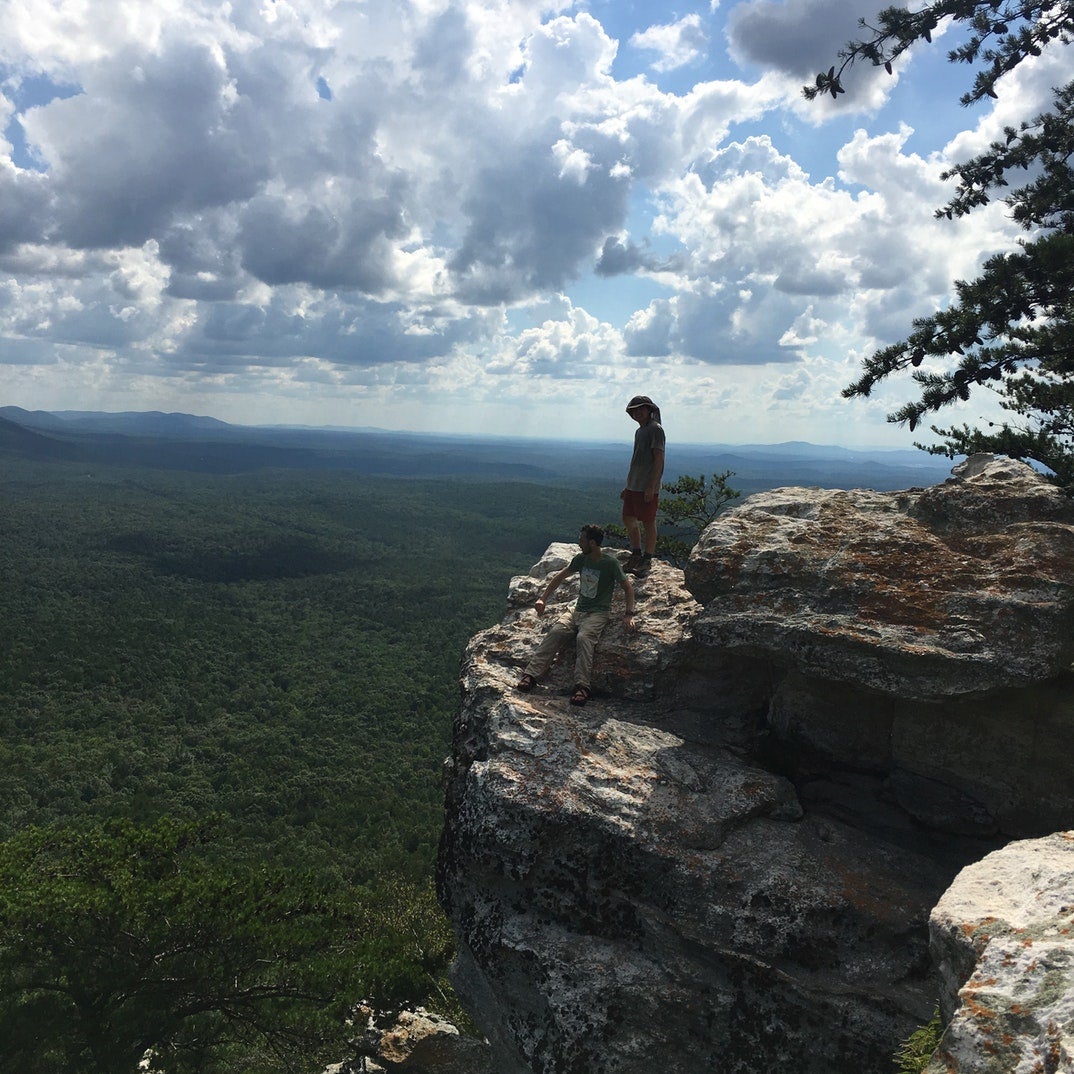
left=0, top=0, right=1070, bottom=447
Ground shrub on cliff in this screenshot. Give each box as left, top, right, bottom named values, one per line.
left=894, top=1009, right=943, bottom=1073
left=607, top=470, right=741, bottom=565
left=654, top=470, right=742, bottom=564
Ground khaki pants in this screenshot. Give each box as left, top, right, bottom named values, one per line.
left=525, top=608, right=611, bottom=689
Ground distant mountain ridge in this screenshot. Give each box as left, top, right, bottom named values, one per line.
left=0, top=414, right=77, bottom=458
left=1, top=406, right=236, bottom=437
left=0, top=406, right=956, bottom=490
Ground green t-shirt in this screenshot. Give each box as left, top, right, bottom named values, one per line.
left=569, top=551, right=627, bottom=613
left=626, top=420, right=666, bottom=491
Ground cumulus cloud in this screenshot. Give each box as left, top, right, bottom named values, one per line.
left=725, top=0, right=909, bottom=113
left=630, top=14, right=709, bottom=73
left=594, top=235, right=684, bottom=277
left=942, top=44, right=1074, bottom=161
left=487, top=304, right=623, bottom=377
left=24, top=39, right=269, bottom=249
left=625, top=129, right=1022, bottom=367
left=0, top=161, right=50, bottom=253
left=0, top=0, right=1051, bottom=445
left=727, top=0, right=887, bottom=77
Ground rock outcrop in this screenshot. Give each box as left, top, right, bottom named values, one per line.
left=438, top=456, right=1074, bottom=1073
left=925, top=831, right=1074, bottom=1074
left=329, top=1007, right=494, bottom=1073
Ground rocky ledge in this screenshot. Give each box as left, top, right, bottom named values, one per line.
left=437, top=456, right=1074, bottom=1074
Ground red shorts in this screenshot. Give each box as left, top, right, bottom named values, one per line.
left=621, top=488, right=658, bottom=524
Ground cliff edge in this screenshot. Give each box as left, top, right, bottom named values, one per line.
left=438, top=455, right=1074, bottom=1073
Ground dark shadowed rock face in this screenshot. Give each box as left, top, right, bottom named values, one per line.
left=438, top=457, right=1074, bottom=1074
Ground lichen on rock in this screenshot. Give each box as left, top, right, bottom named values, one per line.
left=925, top=831, right=1074, bottom=1074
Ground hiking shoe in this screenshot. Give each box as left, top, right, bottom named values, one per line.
left=623, top=550, right=642, bottom=572
left=570, top=684, right=591, bottom=706
left=629, top=555, right=652, bottom=577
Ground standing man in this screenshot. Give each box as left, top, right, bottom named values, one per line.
left=517, top=524, right=636, bottom=706
left=621, top=394, right=665, bottom=577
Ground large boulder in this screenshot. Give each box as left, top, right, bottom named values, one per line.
left=685, top=454, right=1074, bottom=700
left=438, top=457, right=1074, bottom=1074
left=925, top=831, right=1074, bottom=1073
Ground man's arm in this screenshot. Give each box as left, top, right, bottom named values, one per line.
left=534, top=566, right=572, bottom=617
left=644, top=447, right=665, bottom=501
left=620, top=574, right=637, bottom=633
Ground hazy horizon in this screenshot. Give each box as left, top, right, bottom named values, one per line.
left=2, top=402, right=958, bottom=457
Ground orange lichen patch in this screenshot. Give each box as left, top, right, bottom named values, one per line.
left=830, top=862, right=913, bottom=921
left=962, top=916, right=999, bottom=939
left=829, top=546, right=978, bottom=630
left=966, top=988, right=996, bottom=1022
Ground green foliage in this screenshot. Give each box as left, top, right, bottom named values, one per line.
left=807, top=3, right=1074, bottom=487
left=0, top=459, right=611, bottom=1069
left=893, top=1009, right=943, bottom=1074
left=0, top=462, right=604, bottom=876
left=803, top=3, right=1073, bottom=105
left=655, top=471, right=741, bottom=564
left=0, top=816, right=451, bottom=1074
left=605, top=471, right=740, bottom=565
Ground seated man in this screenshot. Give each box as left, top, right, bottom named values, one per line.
left=517, top=524, right=636, bottom=706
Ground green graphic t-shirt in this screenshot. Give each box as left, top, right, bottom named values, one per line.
left=569, top=552, right=627, bottom=613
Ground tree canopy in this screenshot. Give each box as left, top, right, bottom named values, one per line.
left=0, top=461, right=610, bottom=1072
left=0, top=816, right=453, bottom=1074
left=808, top=3, right=1074, bottom=485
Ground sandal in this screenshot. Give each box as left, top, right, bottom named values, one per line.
left=569, top=684, right=591, bottom=706
left=517, top=673, right=536, bottom=693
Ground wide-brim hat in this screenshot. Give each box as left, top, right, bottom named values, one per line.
left=625, top=394, right=656, bottom=413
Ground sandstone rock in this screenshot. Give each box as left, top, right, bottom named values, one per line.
left=439, top=457, right=1074, bottom=1074
left=925, top=831, right=1074, bottom=1074
left=329, top=1008, right=493, bottom=1074
left=684, top=455, right=1074, bottom=700
left=440, top=661, right=951, bottom=1073
left=377, top=1008, right=492, bottom=1072
left=442, top=543, right=952, bottom=1072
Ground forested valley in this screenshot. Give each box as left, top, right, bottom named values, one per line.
left=0, top=455, right=610, bottom=1071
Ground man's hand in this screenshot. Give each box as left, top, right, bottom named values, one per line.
left=622, top=612, right=637, bottom=634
